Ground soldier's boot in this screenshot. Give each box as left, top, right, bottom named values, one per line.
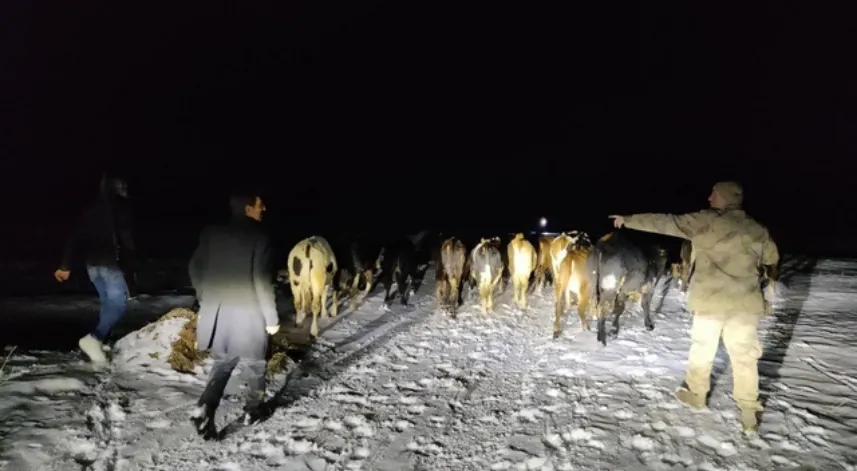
left=675, top=387, right=706, bottom=409
left=740, top=409, right=759, bottom=433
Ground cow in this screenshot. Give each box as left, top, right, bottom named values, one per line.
left=549, top=231, right=593, bottom=338
left=507, top=233, right=537, bottom=310
left=671, top=239, right=694, bottom=293
left=469, top=237, right=504, bottom=314
left=336, top=237, right=383, bottom=311
left=288, top=236, right=339, bottom=338
left=376, top=236, right=417, bottom=307
left=534, top=235, right=554, bottom=295
left=588, top=231, right=657, bottom=346
left=436, top=237, right=467, bottom=317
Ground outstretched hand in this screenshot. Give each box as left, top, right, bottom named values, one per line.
left=608, top=215, right=626, bottom=229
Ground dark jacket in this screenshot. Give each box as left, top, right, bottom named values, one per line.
left=189, top=216, right=279, bottom=360
left=60, top=196, right=135, bottom=272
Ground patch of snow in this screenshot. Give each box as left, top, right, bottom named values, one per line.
left=2, top=256, right=857, bottom=471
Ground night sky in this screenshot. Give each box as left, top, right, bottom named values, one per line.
left=1, top=2, right=854, bottom=258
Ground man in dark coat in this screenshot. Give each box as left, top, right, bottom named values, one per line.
left=188, top=192, right=280, bottom=439
left=55, top=175, right=136, bottom=365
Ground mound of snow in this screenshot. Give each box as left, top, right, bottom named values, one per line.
left=112, top=308, right=208, bottom=376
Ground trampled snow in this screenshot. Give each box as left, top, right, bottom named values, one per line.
left=1, top=256, right=856, bottom=470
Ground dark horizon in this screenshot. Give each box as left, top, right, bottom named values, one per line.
left=1, top=2, right=855, bottom=259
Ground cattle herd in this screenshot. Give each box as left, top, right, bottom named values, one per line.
left=282, top=230, right=695, bottom=346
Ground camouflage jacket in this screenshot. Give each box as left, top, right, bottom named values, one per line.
left=625, top=208, right=779, bottom=317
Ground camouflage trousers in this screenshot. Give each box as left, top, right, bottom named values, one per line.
left=685, top=313, right=763, bottom=411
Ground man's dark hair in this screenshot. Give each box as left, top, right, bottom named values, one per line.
left=229, top=193, right=262, bottom=217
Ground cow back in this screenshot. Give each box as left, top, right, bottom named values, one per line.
left=303, top=236, right=337, bottom=276
left=471, top=238, right=503, bottom=278
left=441, top=238, right=467, bottom=279
left=591, top=232, right=649, bottom=292
left=508, top=234, right=536, bottom=276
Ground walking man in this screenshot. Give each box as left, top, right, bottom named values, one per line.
left=55, top=174, right=136, bottom=365
left=188, top=192, right=280, bottom=439
left=609, top=181, right=779, bottom=432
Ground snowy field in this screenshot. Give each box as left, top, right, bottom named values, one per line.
left=1, top=255, right=856, bottom=470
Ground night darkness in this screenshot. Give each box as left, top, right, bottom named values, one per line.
left=1, top=2, right=855, bottom=260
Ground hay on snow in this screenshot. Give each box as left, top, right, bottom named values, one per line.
left=155, top=307, right=294, bottom=378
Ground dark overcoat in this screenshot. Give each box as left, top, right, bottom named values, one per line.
left=189, top=217, right=279, bottom=360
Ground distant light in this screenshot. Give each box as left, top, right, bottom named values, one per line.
left=539, top=217, right=548, bottom=228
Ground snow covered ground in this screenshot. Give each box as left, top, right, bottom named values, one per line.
left=2, top=255, right=857, bottom=470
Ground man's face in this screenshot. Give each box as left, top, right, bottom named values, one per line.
left=245, top=197, right=266, bottom=222
left=708, top=187, right=726, bottom=210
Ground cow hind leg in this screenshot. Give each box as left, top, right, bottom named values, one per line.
left=478, top=282, right=490, bottom=315
left=363, top=270, right=374, bottom=295
left=610, top=296, right=627, bottom=338
left=382, top=275, right=394, bottom=306
left=330, top=282, right=339, bottom=317
left=490, top=273, right=502, bottom=313
left=292, top=282, right=306, bottom=326
left=641, top=285, right=655, bottom=331
left=396, top=270, right=409, bottom=305
left=349, top=274, right=361, bottom=310
left=553, top=278, right=566, bottom=339
left=450, top=278, right=460, bottom=318
left=596, top=308, right=608, bottom=346
left=435, top=278, right=448, bottom=312
left=578, top=285, right=591, bottom=331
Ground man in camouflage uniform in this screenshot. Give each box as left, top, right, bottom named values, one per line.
left=609, top=181, right=779, bottom=432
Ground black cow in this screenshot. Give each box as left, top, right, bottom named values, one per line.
left=376, top=236, right=417, bottom=307
left=335, top=236, right=383, bottom=310
left=587, top=231, right=659, bottom=346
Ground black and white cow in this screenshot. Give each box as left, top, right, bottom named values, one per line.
left=469, top=237, right=504, bottom=314
left=587, top=231, right=659, bottom=346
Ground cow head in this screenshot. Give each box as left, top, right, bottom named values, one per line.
left=549, top=233, right=574, bottom=265
left=566, top=230, right=592, bottom=251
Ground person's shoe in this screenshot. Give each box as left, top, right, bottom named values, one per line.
left=78, top=335, right=108, bottom=365
left=190, top=404, right=218, bottom=440
left=675, top=387, right=706, bottom=409
left=242, top=392, right=268, bottom=426
left=740, top=409, right=759, bottom=433
left=243, top=409, right=264, bottom=427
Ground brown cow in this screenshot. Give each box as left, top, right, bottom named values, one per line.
left=549, top=231, right=593, bottom=338
left=507, top=233, right=537, bottom=310
left=436, top=237, right=467, bottom=317
left=534, top=235, right=554, bottom=295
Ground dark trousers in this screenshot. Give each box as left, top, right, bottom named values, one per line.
left=198, top=356, right=267, bottom=413
left=87, top=265, right=128, bottom=341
